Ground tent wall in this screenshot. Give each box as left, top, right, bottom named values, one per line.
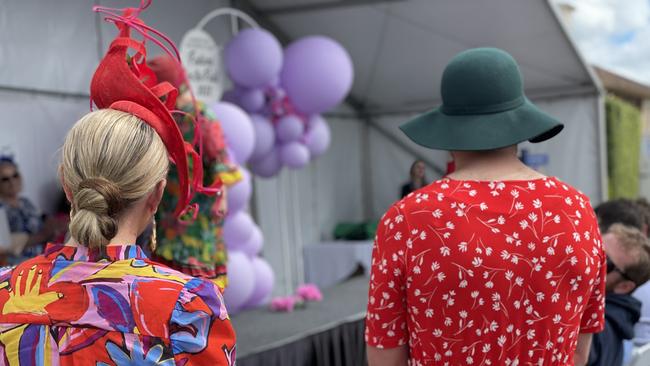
left=0, top=0, right=231, bottom=213
left=368, top=94, right=605, bottom=219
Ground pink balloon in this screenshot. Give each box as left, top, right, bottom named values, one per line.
left=244, top=257, right=275, bottom=308
left=241, top=225, right=263, bottom=257
left=227, top=168, right=251, bottom=214
left=223, top=211, right=254, bottom=250
left=223, top=251, right=255, bottom=312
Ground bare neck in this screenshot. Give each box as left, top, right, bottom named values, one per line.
left=448, top=148, right=545, bottom=181
left=65, top=210, right=147, bottom=248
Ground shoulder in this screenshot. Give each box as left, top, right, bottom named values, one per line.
left=174, top=277, right=228, bottom=320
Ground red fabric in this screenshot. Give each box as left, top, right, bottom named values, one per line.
left=366, top=177, right=605, bottom=366
left=148, top=55, right=185, bottom=89
left=90, top=3, right=218, bottom=218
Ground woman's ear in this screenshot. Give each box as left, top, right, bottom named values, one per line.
left=615, top=280, right=637, bottom=295
left=146, top=179, right=167, bottom=214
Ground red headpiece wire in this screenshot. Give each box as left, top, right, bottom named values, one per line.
left=91, top=1, right=221, bottom=219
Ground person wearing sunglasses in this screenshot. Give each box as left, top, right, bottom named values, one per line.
left=0, top=157, right=60, bottom=262
left=587, top=224, right=650, bottom=366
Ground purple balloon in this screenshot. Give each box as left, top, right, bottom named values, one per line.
left=227, top=168, right=251, bottom=214
left=223, top=251, right=255, bottom=312
left=221, top=88, right=242, bottom=104
left=276, top=115, right=305, bottom=143
left=250, top=147, right=282, bottom=178
left=223, top=211, right=254, bottom=250
left=280, top=36, right=354, bottom=114
left=305, top=115, right=332, bottom=157
left=210, top=102, right=255, bottom=164
left=280, top=142, right=310, bottom=169
left=244, top=257, right=275, bottom=308
left=250, top=114, right=275, bottom=161
left=239, top=88, right=266, bottom=112
left=241, top=225, right=263, bottom=257
left=225, top=28, right=283, bottom=88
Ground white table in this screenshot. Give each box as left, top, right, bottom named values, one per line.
left=303, top=241, right=373, bottom=289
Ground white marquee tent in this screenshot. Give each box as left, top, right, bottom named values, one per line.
left=0, top=0, right=605, bottom=296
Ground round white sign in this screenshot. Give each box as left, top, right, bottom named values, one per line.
left=179, top=28, right=224, bottom=104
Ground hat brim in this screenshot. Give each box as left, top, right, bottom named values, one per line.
left=399, top=98, right=564, bottom=151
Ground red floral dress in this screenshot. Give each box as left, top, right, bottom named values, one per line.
left=366, top=177, right=605, bottom=366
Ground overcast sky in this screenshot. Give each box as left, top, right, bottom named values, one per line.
left=553, top=0, right=650, bottom=85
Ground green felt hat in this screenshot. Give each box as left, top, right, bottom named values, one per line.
left=400, top=48, right=564, bottom=151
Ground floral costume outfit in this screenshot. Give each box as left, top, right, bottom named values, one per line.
left=366, top=177, right=605, bottom=365
left=154, top=98, right=240, bottom=290
left=0, top=243, right=236, bottom=365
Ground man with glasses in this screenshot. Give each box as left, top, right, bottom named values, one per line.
left=588, top=224, right=650, bottom=366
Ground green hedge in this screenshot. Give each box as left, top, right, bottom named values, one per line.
left=606, top=95, right=642, bottom=199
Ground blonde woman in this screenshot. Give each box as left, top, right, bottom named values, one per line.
left=0, top=4, right=235, bottom=364
left=0, top=110, right=236, bottom=364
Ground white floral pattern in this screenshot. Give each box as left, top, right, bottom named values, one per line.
left=366, top=177, right=605, bottom=366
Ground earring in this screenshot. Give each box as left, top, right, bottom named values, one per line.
left=150, top=217, right=157, bottom=252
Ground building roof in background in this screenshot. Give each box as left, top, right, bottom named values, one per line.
left=594, top=66, right=650, bottom=102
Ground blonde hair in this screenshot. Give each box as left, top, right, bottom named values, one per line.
left=61, top=109, right=168, bottom=249
left=608, top=223, right=650, bottom=285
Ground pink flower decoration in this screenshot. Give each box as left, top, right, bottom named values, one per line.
left=270, top=296, right=297, bottom=312
left=203, top=121, right=227, bottom=161
left=296, top=284, right=323, bottom=302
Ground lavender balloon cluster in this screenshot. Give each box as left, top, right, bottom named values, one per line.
left=219, top=28, right=354, bottom=178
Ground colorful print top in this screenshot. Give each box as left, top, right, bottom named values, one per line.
left=154, top=97, right=240, bottom=289
left=0, top=243, right=236, bottom=365
left=366, top=177, right=605, bottom=366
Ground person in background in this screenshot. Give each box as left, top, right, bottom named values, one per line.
left=366, top=48, right=604, bottom=366
left=631, top=198, right=650, bottom=345
left=148, top=55, right=241, bottom=290
left=0, top=156, right=59, bottom=262
left=587, top=224, right=650, bottom=366
left=400, top=160, right=427, bottom=198
left=635, top=198, right=650, bottom=235
left=595, top=199, right=645, bottom=234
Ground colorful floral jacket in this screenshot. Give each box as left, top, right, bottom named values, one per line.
left=0, top=243, right=236, bottom=365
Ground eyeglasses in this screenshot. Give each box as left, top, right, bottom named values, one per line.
left=606, top=255, right=636, bottom=284
left=0, top=172, right=19, bottom=183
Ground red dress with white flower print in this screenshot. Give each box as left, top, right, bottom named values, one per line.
left=366, top=177, right=605, bottom=366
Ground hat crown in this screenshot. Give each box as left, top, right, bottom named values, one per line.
left=441, top=48, right=524, bottom=115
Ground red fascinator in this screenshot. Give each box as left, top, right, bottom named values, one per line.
left=90, top=1, right=220, bottom=218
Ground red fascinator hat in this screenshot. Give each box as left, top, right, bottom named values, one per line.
left=90, top=1, right=220, bottom=218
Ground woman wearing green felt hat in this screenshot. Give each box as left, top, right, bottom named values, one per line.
left=366, top=48, right=605, bottom=366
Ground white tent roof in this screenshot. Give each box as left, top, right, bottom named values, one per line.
left=243, top=0, right=600, bottom=114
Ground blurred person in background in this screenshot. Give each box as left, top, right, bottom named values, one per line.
left=400, top=160, right=427, bottom=198
left=595, top=199, right=645, bottom=234
left=0, top=156, right=62, bottom=263
left=587, top=224, right=650, bottom=366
